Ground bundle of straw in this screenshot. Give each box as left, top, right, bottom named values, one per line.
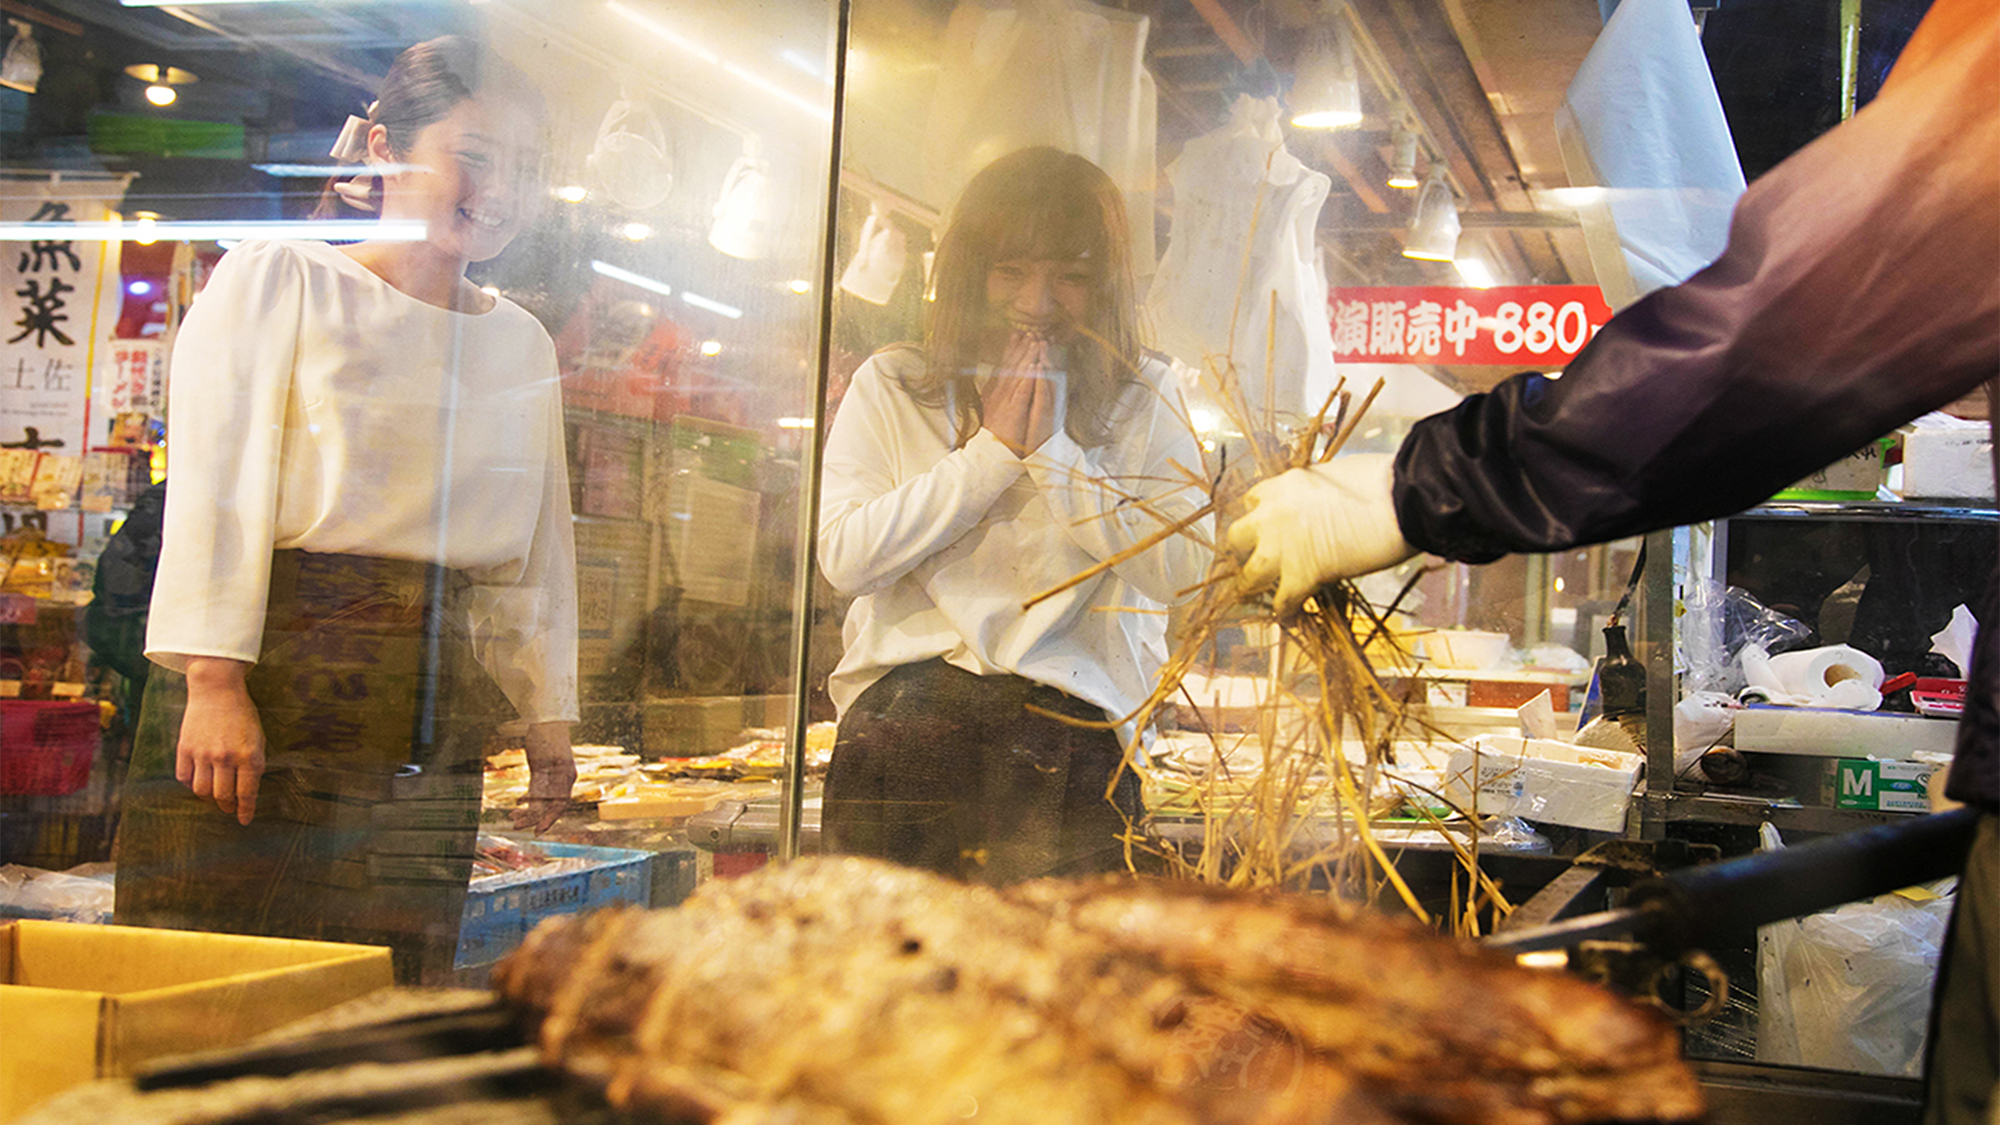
left=1023, top=275, right=1507, bottom=934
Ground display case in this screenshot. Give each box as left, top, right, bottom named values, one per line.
left=0, top=0, right=1981, bottom=1120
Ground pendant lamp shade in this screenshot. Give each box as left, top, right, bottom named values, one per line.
left=1403, top=170, right=1460, bottom=261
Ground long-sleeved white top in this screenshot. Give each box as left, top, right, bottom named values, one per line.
left=145, top=239, right=578, bottom=724
left=818, top=347, right=1211, bottom=747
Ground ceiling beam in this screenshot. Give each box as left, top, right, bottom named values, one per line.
left=1344, top=0, right=1569, bottom=283
left=1, top=0, right=82, bottom=36
left=1187, top=0, right=1260, bottom=65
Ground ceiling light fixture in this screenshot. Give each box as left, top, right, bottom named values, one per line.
left=253, top=163, right=423, bottom=178
left=0, top=219, right=425, bottom=242
left=1386, top=125, right=1421, bottom=189
left=1, top=20, right=42, bottom=95
left=1402, top=169, right=1461, bottom=262
left=125, top=63, right=196, bottom=108
left=709, top=137, right=771, bottom=260
left=699, top=340, right=723, bottom=357
left=590, top=259, right=673, bottom=298
left=681, top=291, right=743, bottom=319
left=1289, top=19, right=1363, bottom=129
left=1454, top=256, right=1497, bottom=289
left=1539, top=186, right=1609, bottom=208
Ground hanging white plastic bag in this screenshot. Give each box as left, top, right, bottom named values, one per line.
left=1755, top=824, right=1954, bottom=1076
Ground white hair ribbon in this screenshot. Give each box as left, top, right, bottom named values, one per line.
left=328, top=100, right=379, bottom=162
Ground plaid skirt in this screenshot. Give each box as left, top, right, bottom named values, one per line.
left=114, top=550, right=506, bottom=984
left=822, top=658, right=1144, bottom=885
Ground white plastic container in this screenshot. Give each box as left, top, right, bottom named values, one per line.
left=1422, top=629, right=1510, bottom=669
left=1443, top=734, right=1642, bottom=832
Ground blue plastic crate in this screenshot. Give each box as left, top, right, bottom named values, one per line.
left=457, top=841, right=652, bottom=969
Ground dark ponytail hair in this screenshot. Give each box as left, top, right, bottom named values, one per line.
left=312, top=36, right=542, bottom=219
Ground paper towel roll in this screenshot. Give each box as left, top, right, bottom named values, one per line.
left=1764, top=645, right=1885, bottom=711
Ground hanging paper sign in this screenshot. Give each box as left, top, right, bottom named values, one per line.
left=1328, top=285, right=1614, bottom=366
left=3, top=196, right=120, bottom=457
left=99, top=340, right=165, bottom=418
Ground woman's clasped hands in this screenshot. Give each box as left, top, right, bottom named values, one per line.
left=981, top=329, right=1063, bottom=457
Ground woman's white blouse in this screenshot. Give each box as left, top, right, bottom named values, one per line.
left=818, top=347, right=1211, bottom=747
left=145, top=239, right=578, bottom=724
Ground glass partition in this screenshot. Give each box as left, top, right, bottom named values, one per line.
left=0, top=0, right=1961, bottom=1091
left=0, top=0, right=839, bottom=984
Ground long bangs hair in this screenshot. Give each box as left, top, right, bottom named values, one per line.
left=911, top=147, right=1144, bottom=449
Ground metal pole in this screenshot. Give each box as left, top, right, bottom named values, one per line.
left=1638, top=529, right=1677, bottom=839
left=777, top=0, right=851, bottom=864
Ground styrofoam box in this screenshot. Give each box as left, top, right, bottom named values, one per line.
left=1443, top=735, right=1642, bottom=833
left=1734, top=707, right=1959, bottom=759
left=1902, top=427, right=1994, bottom=500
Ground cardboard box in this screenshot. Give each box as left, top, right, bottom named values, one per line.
left=1823, top=758, right=1939, bottom=813
left=1902, top=427, right=1993, bottom=500
left=1734, top=707, right=1959, bottom=759
left=1444, top=735, right=1642, bottom=833
left=0, top=921, right=392, bottom=1121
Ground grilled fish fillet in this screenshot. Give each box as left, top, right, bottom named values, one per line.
left=493, top=857, right=1701, bottom=1125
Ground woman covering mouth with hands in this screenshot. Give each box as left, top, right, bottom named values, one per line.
left=115, top=36, right=578, bottom=984
left=818, top=147, right=1210, bottom=884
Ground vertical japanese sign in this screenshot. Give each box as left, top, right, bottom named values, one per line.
left=101, top=340, right=166, bottom=418
left=1328, top=286, right=1615, bottom=366
left=2, top=195, right=120, bottom=457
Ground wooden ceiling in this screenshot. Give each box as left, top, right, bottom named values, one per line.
left=1141, top=0, right=1604, bottom=290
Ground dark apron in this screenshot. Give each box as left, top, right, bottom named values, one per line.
left=114, top=550, right=505, bottom=984
left=822, top=658, right=1145, bottom=886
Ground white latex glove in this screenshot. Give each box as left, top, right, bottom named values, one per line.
left=1226, top=453, right=1417, bottom=616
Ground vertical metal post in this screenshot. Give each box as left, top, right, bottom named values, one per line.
left=1838, top=0, right=1863, bottom=121
left=1522, top=554, right=1552, bottom=646
left=778, top=0, right=851, bottom=865
left=1638, top=529, right=1677, bottom=839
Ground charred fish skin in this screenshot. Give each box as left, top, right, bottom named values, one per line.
left=497, top=858, right=1370, bottom=1125
left=494, top=858, right=1701, bottom=1125
left=1003, top=878, right=1704, bottom=1125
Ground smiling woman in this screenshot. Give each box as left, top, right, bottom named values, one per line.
left=112, top=36, right=579, bottom=986
left=815, top=148, right=1212, bottom=885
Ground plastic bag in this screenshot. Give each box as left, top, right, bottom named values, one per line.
left=0, top=863, right=115, bottom=924
left=1754, top=825, right=1953, bottom=1075
left=1679, top=582, right=1812, bottom=697
left=1672, top=691, right=1738, bottom=774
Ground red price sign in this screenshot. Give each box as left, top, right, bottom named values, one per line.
left=1328, top=286, right=1614, bottom=366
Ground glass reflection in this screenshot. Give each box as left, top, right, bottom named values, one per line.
left=818, top=148, right=1210, bottom=884
left=115, top=37, right=574, bottom=985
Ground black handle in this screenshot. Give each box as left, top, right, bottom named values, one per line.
left=1628, top=806, right=1980, bottom=954
left=135, top=1002, right=527, bottom=1090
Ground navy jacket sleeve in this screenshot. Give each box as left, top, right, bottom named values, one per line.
left=1389, top=13, right=1998, bottom=808
left=1392, top=14, right=1997, bottom=564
